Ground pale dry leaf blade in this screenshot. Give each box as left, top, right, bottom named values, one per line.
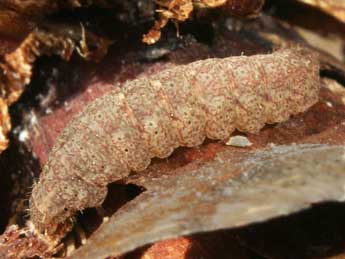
left=299, top=0, right=345, bottom=22
left=68, top=144, right=345, bottom=259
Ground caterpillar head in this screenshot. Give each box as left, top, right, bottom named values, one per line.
left=29, top=173, right=107, bottom=234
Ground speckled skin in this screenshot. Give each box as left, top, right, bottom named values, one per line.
left=29, top=48, right=320, bottom=233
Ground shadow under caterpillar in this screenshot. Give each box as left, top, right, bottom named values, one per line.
left=29, top=47, right=320, bottom=236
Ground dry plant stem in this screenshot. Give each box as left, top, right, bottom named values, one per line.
left=143, top=17, right=170, bottom=45
left=29, top=47, right=320, bottom=245
left=0, top=98, right=10, bottom=151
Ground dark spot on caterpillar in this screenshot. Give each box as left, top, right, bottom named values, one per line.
left=29, top=47, right=320, bottom=238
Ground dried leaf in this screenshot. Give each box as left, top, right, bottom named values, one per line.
left=68, top=144, right=345, bottom=258
left=0, top=26, right=110, bottom=154
left=143, top=0, right=265, bottom=44
left=298, top=0, right=345, bottom=23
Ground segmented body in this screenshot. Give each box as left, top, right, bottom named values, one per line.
left=29, top=47, right=320, bottom=232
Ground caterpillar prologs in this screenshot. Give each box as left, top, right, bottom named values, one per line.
left=29, top=47, right=320, bottom=234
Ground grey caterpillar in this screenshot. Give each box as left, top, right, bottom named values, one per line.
left=29, top=47, right=320, bottom=234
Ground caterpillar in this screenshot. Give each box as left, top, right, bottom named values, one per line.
left=29, top=47, right=320, bottom=234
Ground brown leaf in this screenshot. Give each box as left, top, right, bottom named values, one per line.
left=143, top=0, right=265, bottom=44
left=68, top=144, right=345, bottom=259
left=0, top=25, right=111, bottom=154
left=298, top=0, right=345, bottom=23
